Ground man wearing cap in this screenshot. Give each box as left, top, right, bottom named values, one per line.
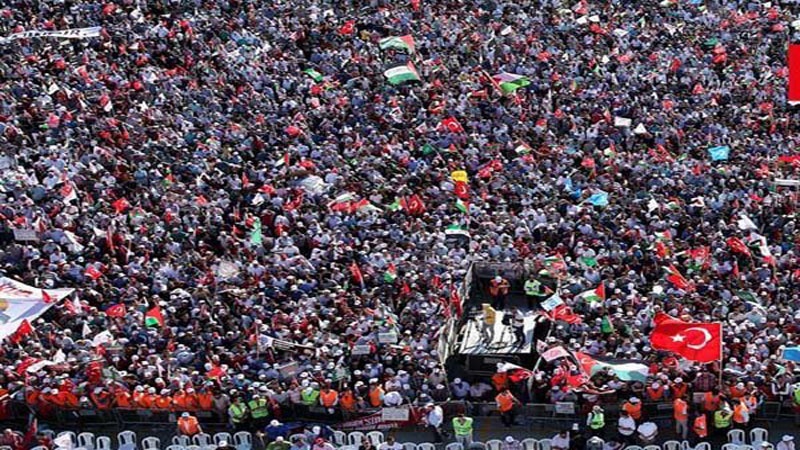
left=450, top=378, right=470, bottom=400
left=586, top=405, right=605, bottom=438
left=713, top=404, right=733, bottom=438
left=424, top=402, right=444, bottom=443
left=495, top=388, right=520, bottom=428
left=228, top=396, right=248, bottom=430
left=267, top=437, right=291, bottom=450
left=523, top=276, right=549, bottom=309
left=500, top=436, right=521, bottom=450
left=248, top=393, right=270, bottom=429
left=673, top=394, right=689, bottom=439
left=489, top=276, right=510, bottom=310
left=177, top=411, right=203, bottom=436
left=777, top=435, right=795, bottom=450
left=452, top=412, right=474, bottom=446
left=622, top=397, right=642, bottom=421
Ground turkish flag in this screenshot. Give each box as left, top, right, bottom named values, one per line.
left=726, top=237, right=751, bottom=256
left=650, top=313, right=722, bottom=363
left=789, top=44, right=800, bottom=103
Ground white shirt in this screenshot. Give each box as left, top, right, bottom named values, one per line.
left=427, top=406, right=444, bottom=427
left=383, top=391, right=403, bottom=406
left=550, top=434, right=569, bottom=450
left=378, top=443, right=402, bottom=450
left=777, top=442, right=795, bottom=450
left=618, top=416, right=636, bottom=436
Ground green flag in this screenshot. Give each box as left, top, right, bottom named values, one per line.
left=250, top=217, right=263, bottom=245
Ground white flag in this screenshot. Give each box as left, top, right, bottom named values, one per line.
left=92, top=330, right=114, bottom=347
left=737, top=214, right=757, bottom=231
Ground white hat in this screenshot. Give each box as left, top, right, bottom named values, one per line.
left=629, top=397, right=639, bottom=403
left=276, top=438, right=284, bottom=443
left=505, top=437, right=514, bottom=443
left=270, top=420, right=281, bottom=427
left=181, top=412, right=190, bottom=418
left=454, top=378, right=461, bottom=384
left=783, top=435, right=794, bottom=441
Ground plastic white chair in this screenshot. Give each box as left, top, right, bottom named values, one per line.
left=59, top=432, right=78, bottom=448
left=96, top=437, right=111, bottom=450
left=332, top=431, right=346, bottom=447
left=172, top=438, right=189, bottom=448
left=445, top=444, right=463, bottom=450
left=721, top=444, right=739, bottom=450
left=402, top=443, right=417, bottom=450
left=739, top=446, right=756, bottom=450
left=538, top=439, right=551, bottom=450
left=694, top=444, right=711, bottom=450
left=663, top=441, right=681, bottom=450
left=347, top=433, right=366, bottom=447
left=213, top=434, right=232, bottom=447
left=117, top=431, right=137, bottom=450
left=680, top=441, right=691, bottom=450
left=166, top=446, right=184, bottom=450
left=233, top=433, right=251, bottom=450
left=643, top=446, right=660, bottom=450
left=192, top=435, right=211, bottom=449
left=486, top=440, right=503, bottom=450
left=73, top=446, right=88, bottom=450
left=78, top=433, right=96, bottom=450
left=624, top=447, right=643, bottom=450
left=728, top=430, right=745, bottom=445
left=366, top=432, right=384, bottom=447
left=521, top=439, right=537, bottom=450
left=339, top=447, right=358, bottom=450
left=30, top=447, right=48, bottom=450
left=141, top=437, right=160, bottom=450
left=417, top=444, right=436, bottom=450
left=185, top=446, right=200, bottom=450
left=749, top=427, right=768, bottom=447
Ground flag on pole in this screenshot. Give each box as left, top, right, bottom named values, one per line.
left=578, top=284, right=605, bottom=305
left=349, top=262, right=364, bottom=287
left=106, top=304, right=126, bottom=318
left=781, top=346, right=800, bottom=362
left=708, top=145, right=730, bottom=161
left=492, top=72, right=531, bottom=94
left=439, top=117, right=464, bottom=133
left=383, top=264, right=398, bottom=283
left=587, top=191, right=609, bottom=207
left=379, top=35, right=416, bottom=53
left=303, top=68, right=324, bottom=82
left=726, top=236, right=751, bottom=256
left=497, top=362, right=533, bottom=382
left=250, top=217, right=263, bottom=245
left=144, top=305, right=164, bottom=327
left=383, top=63, right=421, bottom=85
left=455, top=198, right=469, bottom=213
left=650, top=312, right=722, bottom=362
left=789, top=44, right=800, bottom=103
left=665, top=264, right=693, bottom=291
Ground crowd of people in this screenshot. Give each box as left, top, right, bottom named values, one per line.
left=1, top=0, right=800, bottom=447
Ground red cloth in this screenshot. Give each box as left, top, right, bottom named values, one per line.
left=789, top=44, right=800, bottom=102
left=650, top=313, right=722, bottom=363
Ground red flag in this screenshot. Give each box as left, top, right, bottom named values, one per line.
left=349, top=262, right=364, bottom=286
left=665, top=265, right=693, bottom=291
left=10, top=320, right=34, bottom=344
left=339, top=20, right=356, bottom=35
left=726, top=237, right=751, bottom=256
left=85, top=265, right=103, bottom=280
left=106, top=304, right=126, bottom=318
left=41, top=290, right=53, bottom=303
left=454, top=181, right=470, bottom=199
left=450, top=286, right=463, bottom=317
left=789, top=44, right=800, bottom=103
left=112, top=198, right=130, bottom=214
left=650, top=312, right=722, bottom=363
left=439, top=117, right=464, bottom=133
left=548, top=304, right=582, bottom=324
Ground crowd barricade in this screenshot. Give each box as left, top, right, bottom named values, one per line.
left=12, top=398, right=800, bottom=433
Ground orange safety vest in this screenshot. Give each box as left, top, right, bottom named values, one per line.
left=177, top=416, right=200, bottom=436
left=623, top=402, right=642, bottom=420
left=197, top=392, right=213, bottom=410
left=729, top=385, right=745, bottom=399
left=132, top=392, right=145, bottom=408
left=496, top=393, right=515, bottom=412
left=368, top=387, right=384, bottom=407
left=703, top=392, right=720, bottom=412
left=693, top=415, right=708, bottom=438
left=116, top=391, right=133, bottom=408
left=91, top=392, right=113, bottom=410
left=489, top=280, right=508, bottom=296
left=340, top=392, right=356, bottom=411
left=320, top=389, right=338, bottom=407
left=671, top=383, right=688, bottom=399
left=646, top=385, right=665, bottom=401
left=673, top=399, right=688, bottom=422
left=154, top=395, right=173, bottom=410
left=25, top=389, right=40, bottom=407
left=733, top=403, right=749, bottom=424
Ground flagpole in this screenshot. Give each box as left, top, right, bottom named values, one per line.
left=718, top=323, right=724, bottom=390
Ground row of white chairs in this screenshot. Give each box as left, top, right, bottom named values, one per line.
left=625, top=443, right=711, bottom=450
left=47, top=431, right=252, bottom=450
left=334, top=431, right=386, bottom=447
left=728, top=428, right=769, bottom=447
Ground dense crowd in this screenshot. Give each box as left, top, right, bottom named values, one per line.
left=1, top=0, right=800, bottom=445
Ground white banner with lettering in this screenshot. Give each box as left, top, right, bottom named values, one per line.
left=0, top=27, right=102, bottom=45
left=0, top=277, right=74, bottom=339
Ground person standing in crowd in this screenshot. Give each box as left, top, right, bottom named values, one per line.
left=248, top=394, right=270, bottom=429
left=452, top=412, right=474, bottom=446
left=622, top=397, right=642, bottom=422
left=177, top=412, right=202, bottom=437
left=732, top=397, right=751, bottom=431
left=481, top=304, right=497, bottom=344
left=510, top=307, right=526, bottom=348
left=523, top=276, right=548, bottom=309
left=713, top=404, right=733, bottom=439
left=586, top=405, right=605, bottom=439
left=424, top=403, right=444, bottom=443
left=778, top=436, right=796, bottom=450
left=495, top=388, right=521, bottom=428
left=489, top=276, right=510, bottom=310
left=616, top=409, right=636, bottom=445
left=692, top=411, right=708, bottom=445
left=228, top=396, right=248, bottom=430
left=673, top=395, right=689, bottom=440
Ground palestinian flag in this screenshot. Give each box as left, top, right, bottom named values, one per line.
left=492, top=72, right=531, bottom=94
left=687, top=246, right=711, bottom=271
left=574, top=352, right=649, bottom=382
left=578, top=284, right=605, bottom=305
left=455, top=198, right=469, bottom=213
left=379, top=35, right=416, bottom=54
left=387, top=198, right=403, bottom=212
left=303, top=68, right=324, bottom=82
left=542, top=255, right=567, bottom=278
left=383, top=263, right=398, bottom=283
left=144, top=305, right=164, bottom=327
left=384, top=63, right=421, bottom=85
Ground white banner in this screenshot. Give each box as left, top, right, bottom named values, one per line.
left=0, top=277, right=74, bottom=340
left=0, top=27, right=102, bottom=45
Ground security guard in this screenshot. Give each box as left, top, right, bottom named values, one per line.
left=301, top=383, right=320, bottom=407
left=452, top=412, right=474, bottom=446
left=248, top=393, right=270, bottom=428
left=586, top=405, right=605, bottom=438
left=713, top=405, right=733, bottom=438
left=523, top=277, right=549, bottom=308
left=228, top=396, right=248, bottom=431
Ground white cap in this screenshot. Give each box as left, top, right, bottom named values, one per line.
left=505, top=437, right=514, bottom=443
left=454, top=378, right=461, bottom=384
left=219, top=442, right=227, bottom=447
left=629, top=397, right=639, bottom=403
